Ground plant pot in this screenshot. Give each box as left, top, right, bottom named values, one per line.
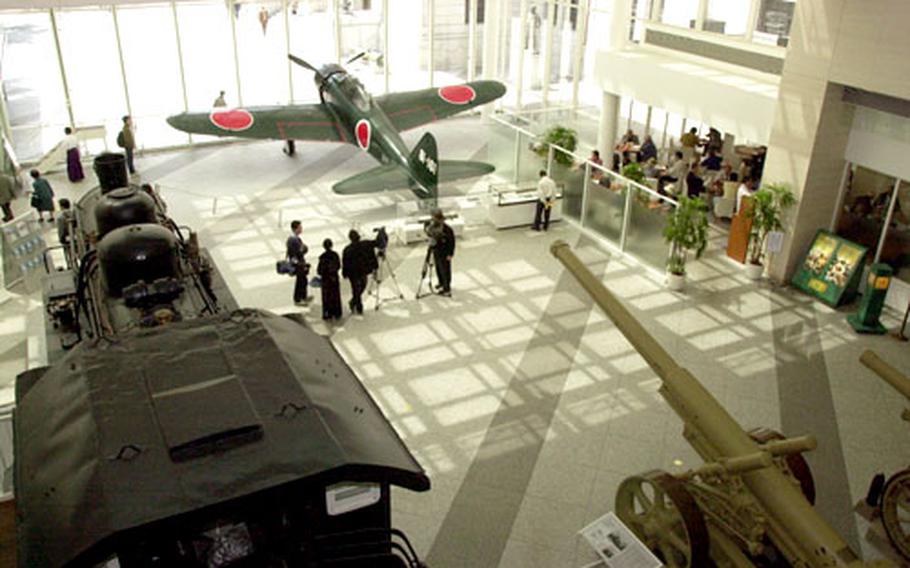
left=745, top=263, right=764, bottom=280
left=667, top=272, right=686, bottom=291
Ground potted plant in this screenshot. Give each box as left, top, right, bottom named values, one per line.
left=663, top=195, right=709, bottom=291
left=533, top=126, right=578, bottom=166
left=745, top=182, right=797, bottom=280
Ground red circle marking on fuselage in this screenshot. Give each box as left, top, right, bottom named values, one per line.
left=356, top=119, right=371, bottom=151
left=210, top=109, right=255, bottom=131
left=438, top=85, right=477, bottom=105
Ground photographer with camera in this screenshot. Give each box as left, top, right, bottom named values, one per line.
left=286, top=220, right=311, bottom=305
left=428, top=209, right=455, bottom=297
left=342, top=229, right=378, bottom=315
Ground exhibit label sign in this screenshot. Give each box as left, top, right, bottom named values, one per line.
left=580, top=512, right=662, bottom=568
left=791, top=230, right=868, bottom=307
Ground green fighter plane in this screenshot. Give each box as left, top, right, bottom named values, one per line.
left=166, top=54, right=507, bottom=202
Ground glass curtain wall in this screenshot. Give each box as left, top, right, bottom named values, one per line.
left=235, top=1, right=291, bottom=106
left=433, top=0, right=470, bottom=84
left=658, top=0, right=698, bottom=28
left=55, top=8, right=128, bottom=151
left=0, top=11, right=69, bottom=162
left=339, top=0, right=385, bottom=93
left=176, top=2, right=237, bottom=110
left=116, top=4, right=188, bottom=148
left=288, top=0, right=335, bottom=102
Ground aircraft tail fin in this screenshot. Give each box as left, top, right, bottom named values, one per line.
left=407, top=132, right=439, bottom=198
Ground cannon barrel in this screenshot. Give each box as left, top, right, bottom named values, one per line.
left=550, top=240, right=886, bottom=567
left=861, top=350, right=910, bottom=402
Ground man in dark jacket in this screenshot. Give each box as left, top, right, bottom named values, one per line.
left=286, top=220, right=310, bottom=304
left=342, top=229, right=377, bottom=315
left=428, top=209, right=455, bottom=296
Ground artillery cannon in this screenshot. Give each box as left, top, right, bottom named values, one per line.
left=859, top=350, right=910, bottom=561
left=550, top=240, right=892, bottom=568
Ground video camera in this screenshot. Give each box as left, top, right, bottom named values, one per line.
left=372, top=226, right=389, bottom=256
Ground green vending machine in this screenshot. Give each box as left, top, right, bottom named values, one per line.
left=847, top=263, right=893, bottom=334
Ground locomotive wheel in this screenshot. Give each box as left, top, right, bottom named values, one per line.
left=749, top=427, right=816, bottom=505
left=615, top=470, right=710, bottom=568
left=881, top=469, right=910, bottom=560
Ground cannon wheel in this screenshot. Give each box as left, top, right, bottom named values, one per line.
left=615, top=470, right=710, bottom=568
left=749, top=427, right=816, bottom=505
left=881, top=468, right=910, bottom=560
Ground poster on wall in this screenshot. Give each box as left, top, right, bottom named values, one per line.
left=791, top=230, right=868, bottom=307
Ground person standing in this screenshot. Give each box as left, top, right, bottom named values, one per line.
left=118, top=115, right=136, bottom=174
left=317, top=238, right=342, bottom=321
left=213, top=91, right=227, bottom=107
left=63, top=127, right=84, bottom=182
left=29, top=170, right=55, bottom=222
left=680, top=127, right=699, bottom=161
left=533, top=169, right=556, bottom=231
left=286, top=220, right=310, bottom=305
left=429, top=209, right=455, bottom=296
left=342, top=229, right=377, bottom=315
left=56, top=198, right=74, bottom=245
left=736, top=177, right=756, bottom=214
left=0, top=172, right=16, bottom=223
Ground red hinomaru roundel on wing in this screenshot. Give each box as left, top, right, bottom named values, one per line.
left=209, top=108, right=255, bottom=131
left=438, top=85, right=477, bottom=105
left=355, top=119, right=371, bottom=151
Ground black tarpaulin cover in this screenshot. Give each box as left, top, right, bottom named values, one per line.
left=14, top=309, right=429, bottom=568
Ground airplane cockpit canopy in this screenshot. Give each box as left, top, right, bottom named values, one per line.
left=327, top=72, right=372, bottom=112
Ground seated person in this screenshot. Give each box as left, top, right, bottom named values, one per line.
left=639, top=135, right=658, bottom=163
left=700, top=150, right=722, bottom=171
left=643, top=157, right=661, bottom=179
left=589, top=150, right=604, bottom=180
left=658, top=151, right=688, bottom=195
left=617, top=129, right=640, bottom=165
left=686, top=164, right=705, bottom=198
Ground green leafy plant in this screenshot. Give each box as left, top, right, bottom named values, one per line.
left=663, top=196, right=709, bottom=276
left=746, top=182, right=797, bottom=266
left=621, top=162, right=646, bottom=185
left=534, top=126, right=578, bottom=166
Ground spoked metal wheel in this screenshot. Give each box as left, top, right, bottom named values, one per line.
left=882, top=468, right=910, bottom=560
left=749, top=427, right=816, bottom=505
left=615, top=470, right=710, bottom=568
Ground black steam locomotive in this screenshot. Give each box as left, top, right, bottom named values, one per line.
left=15, top=154, right=430, bottom=568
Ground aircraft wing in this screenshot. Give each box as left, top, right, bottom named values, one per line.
left=374, top=80, right=507, bottom=132
left=166, top=105, right=346, bottom=142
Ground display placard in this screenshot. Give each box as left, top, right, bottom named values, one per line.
left=791, top=230, right=868, bottom=307
left=580, top=512, right=662, bottom=568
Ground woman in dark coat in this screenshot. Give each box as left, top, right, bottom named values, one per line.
left=29, top=170, right=55, bottom=222
left=317, top=238, right=343, bottom=321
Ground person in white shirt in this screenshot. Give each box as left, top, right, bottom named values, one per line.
left=658, top=151, right=688, bottom=196
left=533, top=169, right=556, bottom=231
left=63, top=127, right=84, bottom=183
left=736, top=177, right=756, bottom=214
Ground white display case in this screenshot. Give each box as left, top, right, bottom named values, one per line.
left=487, top=182, right=564, bottom=230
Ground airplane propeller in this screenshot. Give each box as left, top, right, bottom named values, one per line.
left=288, top=54, right=320, bottom=75
left=346, top=51, right=366, bottom=65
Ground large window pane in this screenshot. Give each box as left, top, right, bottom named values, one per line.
left=706, top=0, right=750, bottom=36
left=387, top=0, right=427, bottom=91
left=235, top=1, right=290, bottom=106
left=56, top=8, right=128, bottom=150
left=625, top=197, right=674, bottom=269
left=835, top=165, right=896, bottom=265
left=340, top=1, right=385, bottom=94
left=584, top=170, right=626, bottom=244
left=659, top=0, right=698, bottom=29
left=176, top=2, right=237, bottom=111
left=434, top=0, right=470, bottom=84
left=289, top=0, right=335, bottom=103
left=879, top=181, right=910, bottom=285
left=754, top=0, right=795, bottom=46
left=551, top=147, right=584, bottom=220
left=117, top=4, right=188, bottom=149
left=0, top=11, right=69, bottom=162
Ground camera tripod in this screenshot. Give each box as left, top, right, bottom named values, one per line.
left=367, top=251, right=404, bottom=310
left=415, top=245, right=437, bottom=300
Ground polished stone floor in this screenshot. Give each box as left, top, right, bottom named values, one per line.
left=2, top=116, right=909, bottom=567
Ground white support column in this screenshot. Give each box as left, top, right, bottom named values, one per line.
left=516, top=0, right=529, bottom=110
left=49, top=9, right=75, bottom=128
left=111, top=6, right=133, bottom=118
left=661, top=110, right=669, bottom=150
left=467, top=0, right=478, bottom=82
left=695, top=0, right=708, bottom=30
left=597, top=91, right=619, bottom=160
left=625, top=98, right=633, bottom=131
left=541, top=0, right=555, bottom=108
left=829, top=161, right=851, bottom=231
left=570, top=0, right=589, bottom=112
left=284, top=0, right=294, bottom=101
left=745, top=0, right=760, bottom=42
left=334, top=0, right=343, bottom=63
left=481, top=0, right=500, bottom=118
left=644, top=105, right=652, bottom=137
left=382, top=0, right=390, bottom=94
left=650, top=0, right=663, bottom=21
left=428, top=0, right=435, bottom=87
left=228, top=0, right=243, bottom=106
left=171, top=2, right=191, bottom=144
